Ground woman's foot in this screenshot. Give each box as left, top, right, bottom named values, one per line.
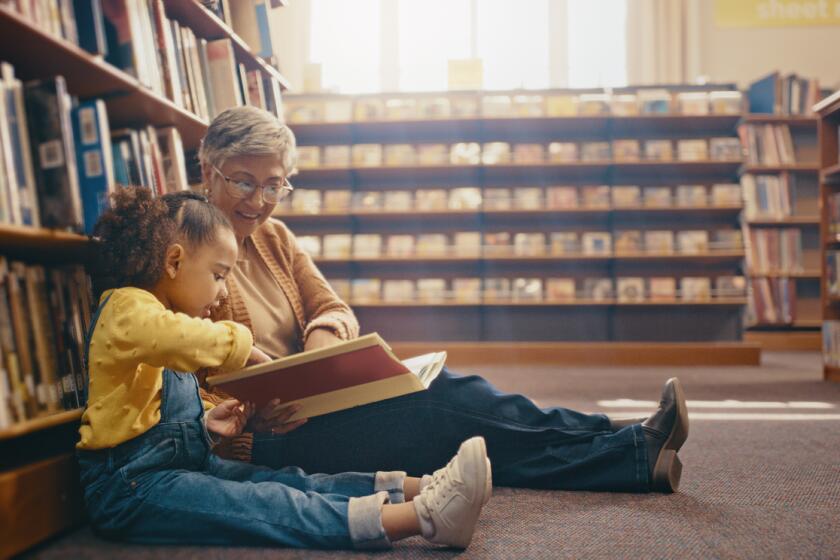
left=642, top=378, right=689, bottom=493
left=413, top=436, right=492, bottom=548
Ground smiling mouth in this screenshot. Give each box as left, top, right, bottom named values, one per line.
left=236, top=210, right=260, bottom=220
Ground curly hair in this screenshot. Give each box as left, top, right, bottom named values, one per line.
left=93, top=187, right=233, bottom=294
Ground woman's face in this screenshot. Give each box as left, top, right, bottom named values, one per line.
left=205, top=154, right=287, bottom=242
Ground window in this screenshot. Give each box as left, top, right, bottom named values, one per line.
left=567, top=0, right=628, bottom=88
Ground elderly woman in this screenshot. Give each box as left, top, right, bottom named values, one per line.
left=199, top=106, right=688, bottom=493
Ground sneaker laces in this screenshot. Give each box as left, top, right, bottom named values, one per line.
left=423, top=456, right=458, bottom=508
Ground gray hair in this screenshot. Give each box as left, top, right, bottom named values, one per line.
left=198, top=106, right=297, bottom=174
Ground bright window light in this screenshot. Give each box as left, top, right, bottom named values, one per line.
left=309, top=0, right=381, bottom=93
left=567, top=0, right=628, bottom=88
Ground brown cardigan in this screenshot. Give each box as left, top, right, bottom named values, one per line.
left=198, top=218, right=359, bottom=461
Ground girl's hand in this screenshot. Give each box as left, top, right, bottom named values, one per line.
left=248, top=399, right=308, bottom=435
left=206, top=399, right=254, bottom=437
left=304, top=329, right=342, bottom=352
left=247, top=346, right=272, bottom=365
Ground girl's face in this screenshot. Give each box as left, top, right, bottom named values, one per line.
left=204, top=154, right=288, bottom=243
left=165, top=227, right=239, bottom=318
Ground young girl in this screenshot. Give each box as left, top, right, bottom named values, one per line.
left=76, top=187, right=492, bottom=550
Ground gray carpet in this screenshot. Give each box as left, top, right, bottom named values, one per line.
left=24, top=352, right=840, bottom=559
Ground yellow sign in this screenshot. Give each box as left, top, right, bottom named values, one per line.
left=715, top=0, right=840, bottom=27
left=448, top=59, right=483, bottom=91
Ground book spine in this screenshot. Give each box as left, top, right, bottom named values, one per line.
left=72, top=99, right=115, bottom=234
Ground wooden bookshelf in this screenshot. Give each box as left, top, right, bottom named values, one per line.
left=817, top=89, right=840, bottom=380
left=741, top=163, right=820, bottom=174
left=0, top=409, right=82, bottom=441
left=351, top=299, right=746, bottom=308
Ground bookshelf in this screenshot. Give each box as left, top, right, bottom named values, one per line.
left=0, top=1, right=290, bottom=556
left=283, top=86, right=752, bottom=346
left=738, top=114, right=821, bottom=349
left=816, top=89, right=840, bottom=381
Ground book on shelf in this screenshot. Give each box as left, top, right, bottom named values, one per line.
left=452, top=278, right=481, bottom=303
left=644, top=140, right=674, bottom=161
left=512, top=143, right=545, bottom=164
left=513, top=187, right=542, bottom=210
left=580, top=141, right=610, bottom=162
left=676, top=92, right=710, bottom=116
left=680, top=277, right=712, bottom=301
left=746, top=228, right=802, bottom=273
left=322, top=189, right=352, bottom=213
left=550, top=232, right=580, bottom=255
left=709, top=137, right=742, bottom=161
left=322, top=234, right=352, bottom=258
left=481, top=95, right=512, bottom=117
left=583, top=278, right=613, bottom=301
left=545, top=278, right=576, bottom=301
left=295, top=235, right=321, bottom=258
left=547, top=142, right=578, bottom=163
left=709, top=91, right=743, bottom=115
left=354, top=98, right=386, bottom=121
left=205, top=333, right=447, bottom=422
left=611, top=185, right=641, bottom=207
left=206, top=38, right=245, bottom=118
left=513, top=233, right=546, bottom=257
left=352, top=144, right=383, bottom=167
left=481, top=142, right=511, bottom=165
left=157, top=127, right=189, bottom=193
left=384, top=98, right=417, bottom=120
left=644, top=230, right=675, bottom=254
left=612, top=140, right=641, bottom=162
left=617, top=277, right=645, bottom=302
left=738, top=123, right=796, bottom=165
left=741, top=174, right=795, bottom=218
left=483, top=277, right=511, bottom=301
left=483, top=232, right=512, bottom=256
left=748, top=277, right=794, bottom=324
left=676, top=230, right=709, bottom=254
left=545, top=94, right=577, bottom=117
left=514, top=93, right=545, bottom=116
left=453, top=232, right=481, bottom=257
left=327, top=278, right=351, bottom=302
left=416, top=234, right=449, bottom=257
left=711, top=183, right=742, bottom=206
left=323, top=146, right=351, bottom=167
left=638, top=89, right=672, bottom=114
left=291, top=188, right=321, bottom=214
left=384, top=144, right=416, bottom=166
left=649, top=277, right=677, bottom=300
left=295, top=146, right=320, bottom=169
left=716, top=276, right=747, bottom=298
left=383, top=190, right=413, bottom=212
left=546, top=186, right=578, bottom=209
left=483, top=188, right=511, bottom=210
left=417, top=278, right=446, bottom=303
left=450, top=95, right=479, bottom=117
left=581, top=185, right=610, bottom=208
left=643, top=186, right=672, bottom=208
left=747, top=71, right=822, bottom=116
left=711, top=230, right=743, bottom=251
left=385, top=234, right=415, bottom=257
left=416, top=144, right=449, bottom=165
left=512, top=278, right=542, bottom=302
left=71, top=99, right=115, bottom=234
left=450, top=142, right=481, bottom=165
left=577, top=93, right=610, bottom=116
left=581, top=231, right=611, bottom=255
left=614, top=230, right=642, bottom=254
left=382, top=279, right=415, bottom=303
left=351, top=278, right=381, bottom=303
left=822, top=322, right=840, bottom=367
left=610, top=94, right=638, bottom=116
left=675, top=185, right=708, bottom=207
left=415, top=189, right=448, bottom=211
left=353, top=190, right=383, bottom=212
left=828, top=252, right=840, bottom=297
left=677, top=139, right=708, bottom=161
left=352, top=234, right=382, bottom=258
left=448, top=187, right=481, bottom=210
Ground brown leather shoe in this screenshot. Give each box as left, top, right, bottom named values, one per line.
left=608, top=416, right=648, bottom=431
left=642, top=378, right=689, bottom=492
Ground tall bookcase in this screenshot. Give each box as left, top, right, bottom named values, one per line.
left=281, top=87, right=752, bottom=350
left=0, top=2, right=288, bottom=556
left=739, top=115, right=822, bottom=351
left=816, top=89, right=840, bottom=382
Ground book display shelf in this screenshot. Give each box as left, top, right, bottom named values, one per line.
left=816, top=89, right=840, bottom=382
left=739, top=115, right=821, bottom=350
left=280, top=86, right=756, bottom=348
left=0, top=1, right=289, bottom=556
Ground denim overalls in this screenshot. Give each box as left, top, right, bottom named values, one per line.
left=76, top=293, right=406, bottom=549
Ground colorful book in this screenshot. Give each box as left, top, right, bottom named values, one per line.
left=72, top=100, right=116, bottom=234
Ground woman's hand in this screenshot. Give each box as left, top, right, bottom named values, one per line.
left=248, top=399, right=308, bottom=435
left=248, top=346, right=272, bottom=365
left=304, top=329, right=342, bottom=352
left=206, top=399, right=254, bottom=438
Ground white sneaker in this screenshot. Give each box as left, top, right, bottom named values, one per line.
left=414, top=436, right=492, bottom=548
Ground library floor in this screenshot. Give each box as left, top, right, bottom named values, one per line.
left=26, top=352, right=840, bottom=559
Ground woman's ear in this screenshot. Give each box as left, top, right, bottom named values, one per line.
left=164, top=243, right=185, bottom=280
left=200, top=163, right=214, bottom=195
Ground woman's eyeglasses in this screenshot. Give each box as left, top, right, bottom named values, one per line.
left=212, top=165, right=294, bottom=204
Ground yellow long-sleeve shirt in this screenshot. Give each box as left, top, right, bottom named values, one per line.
left=77, top=287, right=253, bottom=450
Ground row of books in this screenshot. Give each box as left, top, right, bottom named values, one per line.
left=822, top=321, right=840, bottom=367
left=0, top=67, right=189, bottom=234
left=745, top=228, right=804, bottom=274
left=285, top=89, right=744, bottom=124
left=327, top=275, right=747, bottom=305
left=0, top=260, right=92, bottom=429
left=825, top=192, right=840, bottom=241
left=279, top=184, right=743, bottom=214
left=826, top=252, right=840, bottom=297
left=295, top=138, right=743, bottom=168
left=747, top=72, right=823, bottom=116
left=738, top=124, right=797, bottom=165
left=299, top=229, right=743, bottom=260
left=747, top=277, right=796, bottom=326
left=2, top=0, right=283, bottom=121
left=741, top=174, right=798, bottom=219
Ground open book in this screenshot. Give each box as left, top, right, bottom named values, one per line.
left=205, top=333, right=446, bottom=422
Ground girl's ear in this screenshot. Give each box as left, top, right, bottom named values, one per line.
left=164, top=243, right=185, bottom=280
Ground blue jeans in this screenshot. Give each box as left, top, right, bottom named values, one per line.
left=252, top=368, right=650, bottom=492
left=77, top=369, right=406, bottom=549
